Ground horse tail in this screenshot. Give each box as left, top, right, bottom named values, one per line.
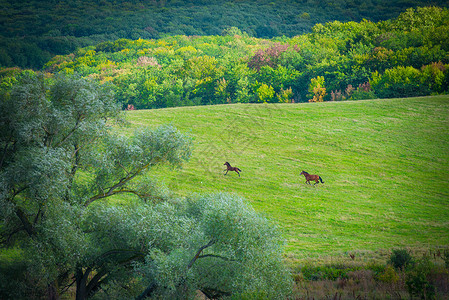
left=319, top=176, right=324, bottom=183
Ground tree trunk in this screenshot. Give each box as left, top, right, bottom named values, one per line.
left=135, top=281, right=157, bottom=300
left=75, top=268, right=89, bottom=300
left=47, top=281, right=60, bottom=300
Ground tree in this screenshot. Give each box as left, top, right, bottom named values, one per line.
left=370, top=66, right=430, bottom=98
left=0, top=72, right=292, bottom=299
left=134, top=193, right=293, bottom=299
left=308, top=76, right=327, bottom=102
left=255, top=82, right=275, bottom=103
left=0, top=72, right=191, bottom=299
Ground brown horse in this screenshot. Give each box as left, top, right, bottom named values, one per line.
left=224, top=162, right=242, bottom=177
left=300, top=171, right=324, bottom=185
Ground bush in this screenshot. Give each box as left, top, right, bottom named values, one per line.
left=377, top=264, right=400, bottom=284
left=350, top=82, right=377, bottom=100
left=299, top=265, right=353, bottom=281
left=390, top=249, right=413, bottom=270
left=308, top=76, right=326, bottom=102
left=370, top=66, right=431, bottom=98
left=406, top=256, right=436, bottom=299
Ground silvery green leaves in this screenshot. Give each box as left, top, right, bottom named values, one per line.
left=0, top=72, right=192, bottom=298
left=84, top=125, right=192, bottom=206
left=133, top=193, right=292, bottom=299
left=0, top=72, right=290, bottom=299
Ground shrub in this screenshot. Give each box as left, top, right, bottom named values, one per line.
left=406, top=256, right=436, bottom=299
left=330, top=90, right=344, bottom=101
left=277, top=87, right=293, bottom=103
left=370, top=66, right=431, bottom=98
left=255, top=82, right=275, bottom=103
left=421, top=62, right=446, bottom=93
left=308, top=76, right=326, bottom=102
left=390, top=249, right=413, bottom=270
left=350, top=82, right=377, bottom=100
left=377, top=264, right=400, bottom=284
left=299, top=265, right=353, bottom=281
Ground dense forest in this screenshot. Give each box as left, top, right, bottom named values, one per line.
left=13, top=6, right=446, bottom=108
left=1, top=0, right=449, bottom=69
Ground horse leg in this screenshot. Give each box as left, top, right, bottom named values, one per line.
left=224, top=170, right=228, bottom=175
left=236, top=170, right=240, bottom=177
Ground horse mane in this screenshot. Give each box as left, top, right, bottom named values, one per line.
left=302, top=170, right=309, bottom=174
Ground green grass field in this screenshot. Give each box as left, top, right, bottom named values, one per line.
left=124, top=96, right=449, bottom=262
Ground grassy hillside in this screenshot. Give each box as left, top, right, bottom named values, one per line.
left=124, top=96, right=449, bottom=261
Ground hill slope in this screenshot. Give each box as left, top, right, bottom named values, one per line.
left=125, top=96, right=449, bottom=260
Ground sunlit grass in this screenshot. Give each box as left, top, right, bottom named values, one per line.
left=122, top=96, right=449, bottom=262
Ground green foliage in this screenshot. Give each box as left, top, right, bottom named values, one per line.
left=299, top=265, right=353, bottom=281
left=19, top=6, right=445, bottom=108
left=2, top=1, right=449, bottom=104
left=389, top=249, right=414, bottom=270
left=293, top=249, right=449, bottom=299
left=406, top=256, right=436, bottom=299
left=370, top=66, right=431, bottom=98
left=0, top=249, right=46, bottom=299
left=131, top=193, right=293, bottom=299
left=377, top=264, right=400, bottom=284
left=308, top=76, right=326, bottom=102
left=421, top=62, right=447, bottom=93
left=255, top=82, right=275, bottom=103
left=0, top=72, right=291, bottom=299
left=1, top=0, right=443, bottom=70
left=350, top=83, right=377, bottom=100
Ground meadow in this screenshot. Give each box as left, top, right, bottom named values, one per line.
left=124, top=96, right=449, bottom=263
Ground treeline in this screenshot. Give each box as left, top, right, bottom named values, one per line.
left=35, top=6, right=449, bottom=109
left=1, top=0, right=449, bottom=69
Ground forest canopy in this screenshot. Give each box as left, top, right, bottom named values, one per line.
left=23, top=6, right=449, bottom=108
left=1, top=0, right=449, bottom=69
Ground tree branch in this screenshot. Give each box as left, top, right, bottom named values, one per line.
left=15, top=207, right=35, bottom=236
left=95, top=249, right=145, bottom=263
left=85, top=144, right=178, bottom=207
left=85, top=269, right=108, bottom=297
left=188, top=239, right=216, bottom=269
left=200, top=287, right=232, bottom=299
left=135, top=281, right=157, bottom=300
left=84, top=249, right=145, bottom=298
left=197, top=254, right=235, bottom=262
left=85, top=162, right=151, bottom=207
left=54, top=116, right=84, bottom=148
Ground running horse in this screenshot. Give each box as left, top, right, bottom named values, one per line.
left=300, top=171, right=324, bottom=185
left=224, top=162, right=242, bottom=177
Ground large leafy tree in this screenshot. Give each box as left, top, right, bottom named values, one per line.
left=0, top=73, right=292, bottom=299
left=0, top=72, right=191, bottom=298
